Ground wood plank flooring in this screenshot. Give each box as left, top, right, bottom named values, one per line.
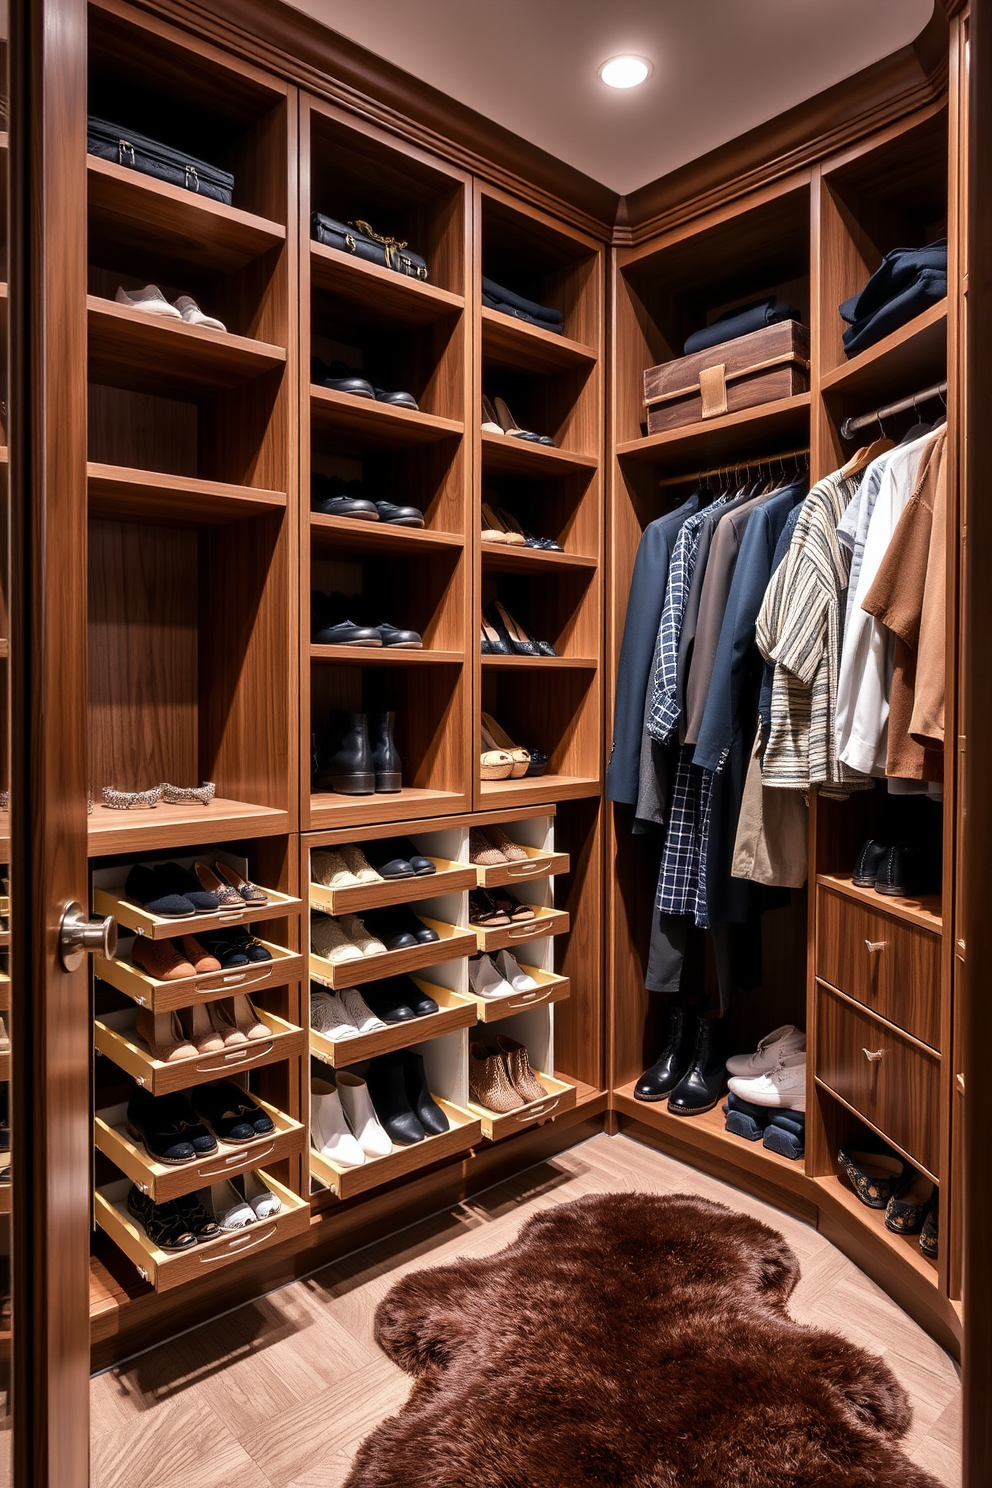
left=89, top=1133, right=962, bottom=1488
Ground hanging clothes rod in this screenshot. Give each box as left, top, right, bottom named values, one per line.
left=839, top=380, right=947, bottom=441
left=656, top=445, right=810, bottom=489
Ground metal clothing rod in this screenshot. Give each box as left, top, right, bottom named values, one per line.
left=840, top=380, right=948, bottom=440
left=656, top=445, right=810, bottom=489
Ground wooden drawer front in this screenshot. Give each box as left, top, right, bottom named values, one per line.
left=308, top=982, right=475, bottom=1068
left=310, top=920, right=477, bottom=990
left=467, top=969, right=570, bottom=1023
left=816, top=986, right=940, bottom=1177
left=468, top=1071, right=577, bottom=1142
left=94, top=1009, right=305, bottom=1096
left=96, top=942, right=303, bottom=1014
left=310, top=1100, right=481, bottom=1200
left=473, top=907, right=569, bottom=954
left=310, top=857, right=477, bottom=916
left=816, top=888, right=941, bottom=1048
left=476, top=849, right=569, bottom=889
left=94, top=885, right=301, bottom=940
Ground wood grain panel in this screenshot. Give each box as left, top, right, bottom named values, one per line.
left=817, top=887, right=942, bottom=1048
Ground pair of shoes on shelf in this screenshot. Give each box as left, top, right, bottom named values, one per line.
left=469, top=826, right=529, bottom=865
left=469, top=1036, right=545, bottom=1112
left=193, top=859, right=268, bottom=908
left=115, top=284, right=226, bottom=332
left=126, top=1081, right=274, bottom=1164
left=124, top=861, right=226, bottom=917
left=311, top=474, right=424, bottom=526
left=126, top=1173, right=280, bottom=1251
left=722, top=1093, right=806, bottom=1159
left=130, top=935, right=220, bottom=980
left=312, top=912, right=386, bottom=963
left=853, top=838, right=941, bottom=898
left=315, top=711, right=401, bottom=796
left=362, top=908, right=439, bottom=951
left=311, top=590, right=422, bottom=649
left=312, top=357, right=418, bottom=410
left=481, top=395, right=555, bottom=447
left=480, top=503, right=563, bottom=552
left=479, top=712, right=549, bottom=781
left=633, top=1005, right=729, bottom=1116
left=469, top=888, right=534, bottom=927
left=311, top=984, right=387, bottom=1038
left=311, top=1071, right=393, bottom=1166
left=837, top=1140, right=939, bottom=1255
left=312, top=844, right=383, bottom=887
left=469, top=949, right=537, bottom=998
left=726, top=1024, right=806, bottom=1110
left=135, top=996, right=269, bottom=1061
left=481, top=600, right=557, bottom=658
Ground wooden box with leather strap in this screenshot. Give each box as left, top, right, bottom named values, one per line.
left=643, top=319, right=810, bottom=433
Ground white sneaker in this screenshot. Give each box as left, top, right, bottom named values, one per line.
left=340, top=913, right=386, bottom=957
left=311, top=913, right=363, bottom=964
left=310, top=1083, right=365, bottom=1167
left=339, top=844, right=383, bottom=884
left=115, top=283, right=181, bottom=318
left=469, top=953, right=515, bottom=999
left=244, top=1173, right=282, bottom=1218
left=725, top=1024, right=805, bottom=1078
left=310, top=988, right=360, bottom=1039
left=173, top=293, right=227, bottom=332
left=312, top=849, right=359, bottom=888
left=495, top=949, right=538, bottom=992
left=339, top=986, right=387, bottom=1033
left=337, top=1072, right=392, bottom=1157
left=210, top=1179, right=256, bottom=1230
left=727, top=1052, right=806, bottom=1110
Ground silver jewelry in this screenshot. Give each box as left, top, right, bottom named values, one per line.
left=101, top=785, right=162, bottom=811
left=160, top=780, right=216, bottom=806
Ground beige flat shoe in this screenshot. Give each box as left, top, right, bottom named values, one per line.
left=311, top=913, right=364, bottom=964
left=340, top=913, right=387, bottom=957
left=135, top=1009, right=197, bottom=1062
left=481, top=723, right=529, bottom=778
left=481, top=501, right=525, bottom=545
left=209, top=1002, right=250, bottom=1048
left=484, top=826, right=529, bottom=862
left=312, top=848, right=360, bottom=888
left=217, top=994, right=270, bottom=1041
left=179, top=1003, right=226, bottom=1055
left=338, top=844, right=383, bottom=884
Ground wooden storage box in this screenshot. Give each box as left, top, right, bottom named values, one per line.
left=643, top=319, right=809, bottom=433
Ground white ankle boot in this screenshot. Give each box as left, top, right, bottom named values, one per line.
left=337, top=1071, right=392, bottom=1157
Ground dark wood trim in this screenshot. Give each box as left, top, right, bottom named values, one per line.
left=8, top=0, right=92, bottom=1482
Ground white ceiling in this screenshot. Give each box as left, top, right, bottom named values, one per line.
left=287, top=0, right=934, bottom=195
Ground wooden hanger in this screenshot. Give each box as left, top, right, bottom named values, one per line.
left=841, top=423, right=895, bottom=479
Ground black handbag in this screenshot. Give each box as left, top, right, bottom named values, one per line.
left=311, top=212, right=428, bottom=280
left=87, top=117, right=235, bottom=205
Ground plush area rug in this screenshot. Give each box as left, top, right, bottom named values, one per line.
left=343, top=1192, right=942, bottom=1488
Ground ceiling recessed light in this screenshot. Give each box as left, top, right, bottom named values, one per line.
left=598, top=55, right=652, bottom=89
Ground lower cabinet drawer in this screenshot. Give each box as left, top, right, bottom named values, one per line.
left=816, top=985, right=941, bottom=1176
left=467, top=1071, right=576, bottom=1142
left=310, top=1100, right=481, bottom=1200
left=816, top=888, right=940, bottom=1048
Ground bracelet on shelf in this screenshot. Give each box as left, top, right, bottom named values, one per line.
left=101, top=785, right=163, bottom=811
left=161, top=780, right=216, bottom=806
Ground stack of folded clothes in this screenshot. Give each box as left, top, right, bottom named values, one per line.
left=839, top=239, right=947, bottom=357
left=682, top=295, right=801, bottom=356
left=482, top=276, right=563, bottom=335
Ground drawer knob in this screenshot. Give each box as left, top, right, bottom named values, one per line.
left=864, top=940, right=887, bottom=954
left=862, top=1047, right=885, bottom=1063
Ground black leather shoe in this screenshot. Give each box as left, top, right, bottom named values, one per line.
left=395, top=975, right=438, bottom=1015
left=311, top=590, right=383, bottom=647
left=174, top=1192, right=224, bottom=1243
left=391, top=906, right=439, bottom=944
left=363, top=842, right=416, bottom=879
left=667, top=1014, right=727, bottom=1116
left=365, top=1052, right=426, bottom=1144
left=197, top=932, right=251, bottom=969
left=312, top=356, right=374, bottom=398
left=875, top=842, right=941, bottom=898
left=386, top=838, right=436, bottom=875
left=400, top=1049, right=449, bottom=1135
left=348, top=598, right=422, bottom=649
left=371, top=384, right=419, bottom=411
left=853, top=838, right=890, bottom=887
left=315, top=711, right=375, bottom=794
left=126, top=1088, right=217, bottom=1163
left=127, top=1187, right=198, bottom=1251
left=360, top=982, right=418, bottom=1023
left=633, top=1003, right=697, bottom=1102
left=192, top=1081, right=275, bottom=1143
left=209, top=928, right=272, bottom=964
left=370, top=710, right=402, bottom=793
left=374, top=500, right=424, bottom=527
left=311, top=474, right=379, bottom=521
left=361, top=908, right=418, bottom=950
left=524, top=748, right=549, bottom=777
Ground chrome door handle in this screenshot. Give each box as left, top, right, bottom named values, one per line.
left=862, top=1047, right=885, bottom=1063
left=59, top=901, right=117, bottom=970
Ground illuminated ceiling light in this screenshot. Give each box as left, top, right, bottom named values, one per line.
left=598, top=55, right=652, bottom=89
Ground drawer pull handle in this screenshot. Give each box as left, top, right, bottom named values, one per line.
left=862, top=1047, right=885, bottom=1063
left=956, top=1073, right=965, bottom=1094
left=864, top=940, right=887, bottom=954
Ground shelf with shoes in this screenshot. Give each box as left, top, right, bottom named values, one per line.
left=470, top=902, right=570, bottom=955
left=308, top=978, right=475, bottom=1068
left=93, top=1004, right=305, bottom=1097
left=465, top=1006, right=577, bottom=1141
left=308, top=828, right=477, bottom=916
left=477, top=665, right=601, bottom=807
left=310, top=921, right=476, bottom=991
left=92, top=851, right=301, bottom=938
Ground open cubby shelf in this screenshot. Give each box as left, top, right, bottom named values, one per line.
left=87, top=464, right=286, bottom=524
left=310, top=242, right=464, bottom=325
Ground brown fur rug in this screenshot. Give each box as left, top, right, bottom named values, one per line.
left=343, top=1192, right=943, bottom=1488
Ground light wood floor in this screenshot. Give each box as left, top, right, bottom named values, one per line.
left=90, top=1133, right=963, bottom=1488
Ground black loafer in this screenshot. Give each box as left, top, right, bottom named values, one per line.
left=853, top=837, right=890, bottom=887
left=390, top=907, right=439, bottom=944
left=192, top=1081, right=275, bottom=1143
left=380, top=837, right=436, bottom=876
left=209, top=929, right=272, bottom=964
left=372, top=385, right=419, bottom=411
left=312, top=357, right=374, bottom=398
left=360, top=982, right=418, bottom=1024
left=374, top=500, right=425, bottom=527
left=365, top=1052, right=426, bottom=1144
left=197, top=933, right=251, bottom=969
left=311, top=474, right=379, bottom=521
left=157, top=862, right=220, bottom=915
left=361, top=909, right=418, bottom=950
left=395, top=975, right=439, bottom=1016
left=311, top=590, right=382, bottom=647
left=126, top=1088, right=217, bottom=1163
left=127, top=1187, right=198, bottom=1251
left=124, top=863, right=196, bottom=919
left=375, top=620, right=423, bottom=649
left=363, top=845, right=416, bottom=880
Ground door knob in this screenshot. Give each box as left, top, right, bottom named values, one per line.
left=59, top=900, right=117, bottom=971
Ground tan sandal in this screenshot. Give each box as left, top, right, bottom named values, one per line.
left=481, top=722, right=529, bottom=778
left=481, top=746, right=514, bottom=780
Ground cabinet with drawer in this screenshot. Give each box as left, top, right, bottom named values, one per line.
left=816, top=886, right=941, bottom=1049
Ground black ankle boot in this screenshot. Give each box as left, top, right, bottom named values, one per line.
left=634, top=1003, right=697, bottom=1102
left=667, top=1013, right=726, bottom=1116
left=370, top=710, right=402, bottom=793
left=315, top=711, right=374, bottom=794
left=365, top=1052, right=425, bottom=1144
left=400, top=1050, right=449, bottom=1135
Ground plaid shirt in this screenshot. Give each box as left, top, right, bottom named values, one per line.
left=656, top=746, right=714, bottom=927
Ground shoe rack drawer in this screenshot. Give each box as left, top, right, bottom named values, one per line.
left=467, top=1071, right=577, bottom=1142
left=466, top=968, right=570, bottom=1023
left=94, top=1171, right=309, bottom=1292
left=816, top=886, right=941, bottom=1048
left=94, top=1008, right=306, bottom=1096
left=475, top=847, right=569, bottom=890
left=310, top=1100, right=482, bottom=1201
left=816, top=984, right=941, bottom=1177
left=0, top=969, right=9, bottom=1012
left=95, top=1097, right=305, bottom=1203
left=473, top=907, right=569, bottom=954
left=311, top=858, right=477, bottom=916
left=309, top=981, right=475, bottom=1068
left=96, top=941, right=303, bottom=1014
left=93, top=885, right=302, bottom=940
left=310, top=919, right=477, bottom=990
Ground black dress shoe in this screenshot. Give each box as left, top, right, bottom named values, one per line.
left=400, top=1049, right=449, bottom=1135
left=174, top=1192, right=224, bottom=1243
left=157, top=862, right=221, bottom=915
left=311, top=474, right=379, bottom=521
left=363, top=842, right=416, bottom=879
left=374, top=500, right=424, bottom=527
left=853, top=838, right=890, bottom=887
left=524, top=748, right=549, bottom=777
left=124, top=863, right=195, bottom=919
left=196, top=932, right=251, bottom=969
left=365, top=1052, right=426, bottom=1144
left=386, top=838, right=436, bottom=875
left=360, top=908, right=419, bottom=951
left=192, top=1081, right=275, bottom=1143
left=126, top=1088, right=217, bottom=1163
left=315, top=711, right=375, bottom=795
left=348, top=599, right=422, bottom=649
left=390, top=906, right=439, bottom=944
left=127, top=1187, right=198, bottom=1251
left=395, top=976, right=438, bottom=1016
left=370, top=710, right=402, bottom=793
left=311, top=591, right=382, bottom=647
left=875, top=842, right=941, bottom=898
left=360, top=982, right=418, bottom=1024
left=209, top=928, right=272, bottom=964
left=312, top=356, right=374, bottom=398
left=371, top=384, right=419, bottom=411
left=634, top=1003, right=697, bottom=1102
left=667, top=1014, right=727, bottom=1116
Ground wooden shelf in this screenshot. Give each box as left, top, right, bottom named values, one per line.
left=310, top=513, right=463, bottom=557
left=310, top=856, right=477, bottom=915
left=616, top=393, right=811, bottom=471
left=816, top=873, right=942, bottom=933
left=310, top=919, right=477, bottom=990
left=88, top=464, right=286, bottom=524
left=87, top=798, right=290, bottom=857
left=310, top=645, right=464, bottom=666
left=481, top=429, right=598, bottom=479
left=94, top=1007, right=305, bottom=1096
left=309, top=981, right=475, bottom=1068
left=469, top=1070, right=578, bottom=1141
left=88, top=156, right=286, bottom=274
left=95, top=881, right=300, bottom=941
left=310, top=241, right=464, bottom=326
left=310, top=1099, right=481, bottom=1201
left=95, top=942, right=303, bottom=1015
left=820, top=301, right=947, bottom=402
left=813, top=1172, right=939, bottom=1285
left=472, top=905, right=570, bottom=954
left=474, top=846, right=569, bottom=890
left=308, top=787, right=469, bottom=832
left=481, top=307, right=597, bottom=375
left=464, top=967, right=570, bottom=1022
left=311, top=385, right=463, bottom=448
left=479, top=775, right=601, bottom=805
left=480, top=543, right=597, bottom=574
left=88, top=296, right=286, bottom=395
left=481, top=654, right=597, bottom=670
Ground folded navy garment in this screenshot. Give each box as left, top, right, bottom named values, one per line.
left=481, top=275, right=563, bottom=332
left=840, top=239, right=946, bottom=325
left=683, top=296, right=801, bottom=356
left=841, top=266, right=947, bottom=357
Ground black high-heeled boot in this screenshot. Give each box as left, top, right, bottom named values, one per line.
left=365, top=1053, right=425, bottom=1144
left=667, top=1012, right=727, bottom=1116
left=400, top=1050, right=449, bottom=1135
left=634, top=1003, right=697, bottom=1102
left=315, top=711, right=374, bottom=794
left=369, top=710, right=402, bottom=793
